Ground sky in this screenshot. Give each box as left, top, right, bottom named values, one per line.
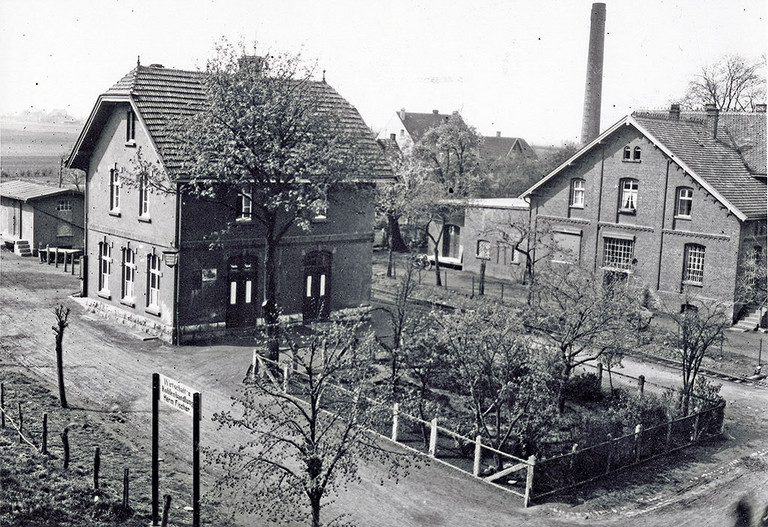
left=0, top=0, right=765, bottom=146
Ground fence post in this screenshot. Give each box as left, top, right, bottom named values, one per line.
left=665, top=420, right=673, bottom=453
left=94, top=446, right=101, bottom=489
left=693, top=412, right=701, bottom=442
left=17, top=402, right=22, bottom=443
left=282, top=365, right=289, bottom=393
left=1, top=383, right=4, bottom=429
left=638, top=375, right=645, bottom=395
left=471, top=276, right=475, bottom=297
left=568, top=443, right=578, bottom=481
left=605, top=434, right=613, bottom=474
left=634, top=424, right=643, bottom=463
left=55, top=247, right=60, bottom=268
left=597, top=363, right=603, bottom=385
left=523, top=455, right=536, bottom=508
left=42, top=413, right=48, bottom=455
left=473, top=435, right=482, bottom=477
left=123, top=468, right=130, bottom=511
left=428, top=418, right=438, bottom=457
left=61, top=427, right=70, bottom=469
left=719, top=403, right=727, bottom=435
left=391, top=403, right=399, bottom=442
left=64, top=253, right=69, bottom=273
left=500, top=283, right=504, bottom=301
left=161, top=494, right=172, bottom=527
left=444, top=271, right=448, bottom=290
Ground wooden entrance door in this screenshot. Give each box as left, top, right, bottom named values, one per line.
left=226, top=255, right=257, bottom=328
left=303, top=251, right=331, bottom=322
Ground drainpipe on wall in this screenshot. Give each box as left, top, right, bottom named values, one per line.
left=656, top=160, right=671, bottom=291
left=82, top=168, right=89, bottom=297
left=172, top=183, right=182, bottom=344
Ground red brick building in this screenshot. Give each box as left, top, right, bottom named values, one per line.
left=522, top=104, right=766, bottom=322
left=67, top=63, right=392, bottom=342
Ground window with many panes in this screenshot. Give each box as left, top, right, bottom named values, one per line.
left=147, top=254, right=161, bottom=310
left=238, top=184, right=253, bottom=220
left=122, top=248, right=136, bottom=302
left=619, top=179, right=638, bottom=211
left=683, top=244, right=705, bottom=285
left=570, top=178, right=585, bottom=208
left=110, top=166, right=120, bottom=212
left=476, top=239, right=491, bottom=260
left=56, top=200, right=73, bottom=211
left=99, top=242, right=112, bottom=294
left=675, top=187, right=693, bottom=218
left=138, top=172, right=150, bottom=218
left=602, top=237, right=634, bottom=270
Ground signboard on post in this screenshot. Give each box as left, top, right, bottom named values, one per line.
left=159, top=374, right=196, bottom=416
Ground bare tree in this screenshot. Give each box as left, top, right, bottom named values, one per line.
left=682, top=54, right=767, bottom=112
left=208, top=315, right=408, bottom=527
left=52, top=305, right=70, bottom=408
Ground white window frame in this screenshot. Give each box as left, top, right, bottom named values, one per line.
left=675, top=187, right=693, bottom=218
left=56, top=200, right=73, bottom=211
left=683, top=244, right=705, bottom=285
left=99, top=242, right=112, bottom=295
left=122, top=248, right=136, bottom=302
left=570, top=179, right=585, bottom=208
left=620, top=179, right=638, bottom=212
left=147, top=254, right=161, bottom=310
left=238, top=184, right=253, bottom=221
left=138, top=172, right=150, bottom=219
left=110, top=167, right=121, bottom=213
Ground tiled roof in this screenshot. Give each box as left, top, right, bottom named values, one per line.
left=633, top=111, right=766, bottom=219
left=79, top=65, right=392, bottom=181
left=0, top=180, right=81, bottom=202
left=481, top=136, right=537, bottom=160
left=401, top=111, right=461, bottom=141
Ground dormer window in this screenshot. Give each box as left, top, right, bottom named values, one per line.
left=619, top=179, right=638, bottom=212
left=126, top=109, right=136, bottom=145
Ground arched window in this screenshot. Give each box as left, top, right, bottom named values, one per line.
left=633, top=146, right=641, bottom=161
left=683, top=244, right=705, bottom=285
left=623, top=146, right=631, bottom=160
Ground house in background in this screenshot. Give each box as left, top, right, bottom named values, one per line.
left=376, top=108, right=462, bottom=151
left=521, top=104, right=767, bottom=324
left=67, top=62, right=392, bottom=343
left=481, top=132, right=537, bottom=161
left=0, top=180, right=84, bottom=256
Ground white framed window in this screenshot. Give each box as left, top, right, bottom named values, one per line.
left=126, top=109, right=136, bottom=144
left=683, top=244, right=705, bottom=285
left=138, top=172, right=150, bottom=218
left=56, top=200, right=73, bottom=211
left=620, top=179, right=638, bottom=212
left=675, top=187, right=693, bottom=218
left=147, top=254, right=161, bottom=310
left=110, top=166, right=121, bottom=212
left=602, top=237, right=634, bottom=270
left=99, top=242, right=112, bottom=294
left=122, top=248, right=136, bottom=302
left=238, top=184, right=253, bottom=220
left=570, top=178, right=585, bottom=208
left=476, top=239, right=491, bottom=260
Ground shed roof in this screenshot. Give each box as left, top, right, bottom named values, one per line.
left=0, top=180, right=81, bottom=202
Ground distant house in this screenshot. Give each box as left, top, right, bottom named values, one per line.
left=67, top=63, right=392, bottom=343
left=0, top=180, right=84, bottom=256
left=376, top=108, right=462, bottom=151
left=521, top=104, right=767, bottom=324
left=481, top=132, right=537, bottom=161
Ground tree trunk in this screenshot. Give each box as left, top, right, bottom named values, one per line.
left=55, top=331, right=67, bottom=408
left=433, top=245, right=442, bottom=287
left=263, top=236, right=280, bottom=361
left=388, top=215, right=408, bottom=252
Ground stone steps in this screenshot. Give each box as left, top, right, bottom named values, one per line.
left=13, top=240, right=32, bottom=257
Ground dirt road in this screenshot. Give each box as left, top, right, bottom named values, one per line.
left=1, top=247, right=767, bottom=526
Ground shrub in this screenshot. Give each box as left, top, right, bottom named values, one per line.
left=564, top=372, right=603, bottom=402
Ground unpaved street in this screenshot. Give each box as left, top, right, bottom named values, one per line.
left=1, top=247, right=767, bottom=526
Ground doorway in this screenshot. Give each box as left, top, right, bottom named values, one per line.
left=226, top=255, right=257, bottom=328
left=303, top=251, right=331, bottom=322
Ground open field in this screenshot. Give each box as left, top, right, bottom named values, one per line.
left=1, top=118, right=82, bottom=178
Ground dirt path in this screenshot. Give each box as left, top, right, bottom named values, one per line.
left=2, top=247, right=767, bottom=526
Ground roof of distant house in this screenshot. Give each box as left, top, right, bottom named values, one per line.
left=69, top=64, right=393, bottom=180
left=522, top=108, right=767, bottom=221
left=0, top=180, right=81, bottom=202
left=481, top=135, right=537, bottom=160
left=398, top=109, right=462, bottom=141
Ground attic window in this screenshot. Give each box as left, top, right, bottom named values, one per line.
left=623, top=146, right=631, bottom=160
left=126, top=109, right=136, bottom=144
left=633, top=146, right=641, bottom=161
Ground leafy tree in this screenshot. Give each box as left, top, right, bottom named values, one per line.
left=527, top=264, right=650, bottom=414
left=412, top=115, right=483, bottom=286
left=682, top=54, right=767, bottom=112
left=209, top=315, right=407, bottom=527
left=174, top=43, right=374, bottom=358
left=435, top=303, right=557, bottom=461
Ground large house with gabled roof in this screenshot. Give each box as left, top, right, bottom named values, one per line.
left=376, top=108, right=462, bottom=151
left=521, top=104, right=767, bottom=324
left=67, top=62, right=392, bottom=343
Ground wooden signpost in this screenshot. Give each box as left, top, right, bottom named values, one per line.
left=152, top=373, right=202, bottom=526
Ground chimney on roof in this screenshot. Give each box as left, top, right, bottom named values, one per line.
left=705, top=103, right=720, bottom=139
left=580, top=2, right=606, bottom=145
left=433, top=109, right=439, bottom=114
left=669, top=104, right=681, bottom=121
left=756, top=103, right=767, bottom=113
left=496, top=131, right=501, bottom=137
left=398, top=108, right=406, bottom=120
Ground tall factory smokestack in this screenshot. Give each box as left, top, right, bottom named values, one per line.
left=581, top=2, right=606, bottom=144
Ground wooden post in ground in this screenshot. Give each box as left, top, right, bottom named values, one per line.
left=17, top=402, right=22, bottom=443
left=64, top=252, right=68, bottom=272
left=93, top=447, right=101, bottom=489
left=597, top=363, right=603, bottom=385
left=161, top=495, right=172, bottom=527
left=391, top=403, right=399, bottom=442
left=428, top=418, right=438, bottom=457
left=693, top=412, right=701, bottom=442
left=638, top=375, right=645, bottom=395
left=61, top=427, right=70, bottom=468
left=605, top=434, right=613, bottom=474
left=634, top=424, right=643, bottom=463
left=193, top=392, right=201, bottom=527
left=42, top=413, right=48, bottom=455
left=152, top=373, right=159, bottom=525
left=123, top=468, right=129, bottom=511
left=665, top=420, right=673, bottom=453
left=1, top=383, right=4, bottom=429
left=523, top=455, right=536, bottom=508
left=473, top=435, right=482, bottom=477
left=55, top=247, right=60, bottom=268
